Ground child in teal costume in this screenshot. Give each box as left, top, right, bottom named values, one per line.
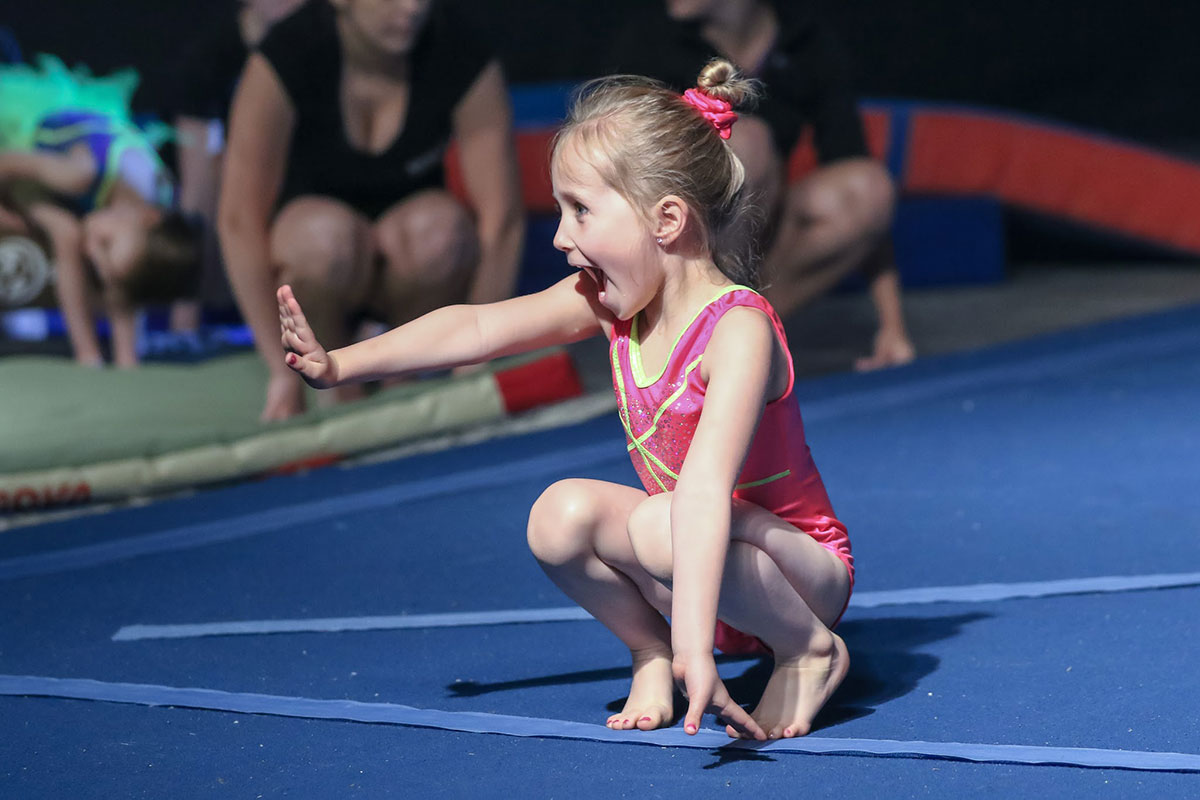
left=0, top=55, right=198, bottom=366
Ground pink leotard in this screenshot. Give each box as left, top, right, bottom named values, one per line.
left=609, top=286, right=853, bottom=651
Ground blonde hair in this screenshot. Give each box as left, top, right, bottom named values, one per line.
left=553, top=59, right=763, bottom=288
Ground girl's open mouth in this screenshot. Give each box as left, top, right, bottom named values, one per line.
left=581, top=266, right=608, bottom=296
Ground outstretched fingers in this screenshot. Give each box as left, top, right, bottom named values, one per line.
left=277, top=285, right=312, bottom=353
left=276, top=284, right=334, bottom=387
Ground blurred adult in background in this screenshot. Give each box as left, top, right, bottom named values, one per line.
left=168, top=0, right=305, bottom=335
left=613, top=0, right=915, bottom=370
left=218, top=0, right=525, bottom=421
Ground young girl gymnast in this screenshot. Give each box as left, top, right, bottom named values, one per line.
left=278, top=59, right=853, bottom=741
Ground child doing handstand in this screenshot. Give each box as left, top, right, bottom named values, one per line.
left=278, top=60, right=854, bottom=740
left=0, top=57, right=199, bottom=366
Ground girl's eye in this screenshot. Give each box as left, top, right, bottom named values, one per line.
left=574, top=204, right=588, bottom=218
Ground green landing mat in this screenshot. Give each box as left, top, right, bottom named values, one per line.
left=0, top=352, right=515, bottom=509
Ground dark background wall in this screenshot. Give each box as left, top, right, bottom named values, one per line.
left=5, top=0, right=1197, bottom=262
left=5, top=0, right=1197, bottom=151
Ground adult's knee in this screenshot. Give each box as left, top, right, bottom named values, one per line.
left=841, top=159, right=896, bottom=231
left=626, top=493, right=673, bottom=583
left=375, top=192, right=477, bottom=287
left=526, top=479, right=601, bottom=567
left=786, top=159, right=895, bottom=236
left=270, top=197, right=365, bottom=289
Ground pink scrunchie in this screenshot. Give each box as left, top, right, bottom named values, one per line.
left=682, top=88, right=738, bottom=140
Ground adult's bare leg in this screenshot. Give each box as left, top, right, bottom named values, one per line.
left=761, top=158, right=892, bottom=308
left=270, top=195, right=373, bottom=404
left=369, top=190, right=479, bottom=326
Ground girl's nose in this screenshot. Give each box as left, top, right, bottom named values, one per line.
left=552, top=219, right=571, bottom=253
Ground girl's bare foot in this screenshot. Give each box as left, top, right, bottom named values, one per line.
left=607, top=646, right=675, bottom=731
left=729, top=632, right=848, bottom=739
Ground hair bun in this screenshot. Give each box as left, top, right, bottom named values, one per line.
left=696, top=58, right=758, bottom=108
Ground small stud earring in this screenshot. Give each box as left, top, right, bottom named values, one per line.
left=656, top=237, right=663, bottom=245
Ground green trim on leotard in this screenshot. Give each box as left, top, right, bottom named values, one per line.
left=614, top=283, right=793, bottom=494
left=611, top=354, right=671, bottom=493
left=629, top=284, right=755, bottom=388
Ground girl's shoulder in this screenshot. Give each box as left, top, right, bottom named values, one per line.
left=703, top=291, right=794, bottom=402
left=697, top=286, right=783, bottom=344
left=710, top=285, right=775, bottom=314
left=706, top=302, right=777, bottom=359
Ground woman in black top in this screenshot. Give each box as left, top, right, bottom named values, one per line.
left=218, top=0, right=524, bottom=420
left=171, top=0, right=303, bottom=335
left=615, top=0, right=914, bottom=371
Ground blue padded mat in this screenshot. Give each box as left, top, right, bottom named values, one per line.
left=2, top=305, right=1199, bottom=797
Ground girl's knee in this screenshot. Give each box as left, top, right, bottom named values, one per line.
left=626, top=493, right=673, bottom=582
left=527, top=479, right=601, bottom=565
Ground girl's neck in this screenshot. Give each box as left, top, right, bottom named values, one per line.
left=640, top=255, right=732, bottom=341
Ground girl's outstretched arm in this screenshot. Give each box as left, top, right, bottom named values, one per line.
left=669, top=306, right=783, bottom=738
left=278, top=272, right=606, bottom=387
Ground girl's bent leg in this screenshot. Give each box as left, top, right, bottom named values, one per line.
left=719, top=538, right=850, bottom=739
left=725, top=503, right=852, bottom=738
left=729, top=499, right=851, bottom=629
left=527, top=479, right=675, bottom=731
left=628, top=493, right=851, bottom=738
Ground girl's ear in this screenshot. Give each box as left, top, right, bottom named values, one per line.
left=652, top=195, right=689, bottom=247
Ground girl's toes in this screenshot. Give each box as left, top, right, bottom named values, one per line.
left=783, top=721, right=810, bottom=738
